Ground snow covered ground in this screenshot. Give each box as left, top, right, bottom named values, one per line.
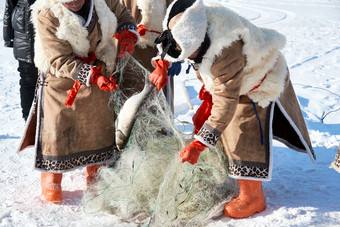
left=0, top=0, right=339, bottom=226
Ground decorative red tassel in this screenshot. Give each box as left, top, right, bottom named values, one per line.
left=137, top=24, right=147, bottom=36
left=65, top=81, right=81, bottom=107
left=192, top=85, right=213, bottom=134
left=64, top=52, right=96, bottom=107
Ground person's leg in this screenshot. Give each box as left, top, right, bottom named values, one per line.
left=221, top=96, right=269, bottom=218
left=85, top=164, right=106, bottom=188
left=18, top=61, right=38, bottom=121
left=41, top=172, right=63, bottom=203
left=224, top=179, right=266, bottom=218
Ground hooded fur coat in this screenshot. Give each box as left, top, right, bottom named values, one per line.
left=160, top=2, right=316, bottom=180
left=18, top=0, right=135, bottom=172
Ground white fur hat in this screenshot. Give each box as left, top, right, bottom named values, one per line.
left=155, top=0, right=207, bottom=62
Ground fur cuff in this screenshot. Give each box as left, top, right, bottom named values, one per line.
left=330, top=152, right=340, bottom=173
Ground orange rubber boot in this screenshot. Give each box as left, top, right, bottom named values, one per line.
left=41, top=172, right=63, bottom=203
left=85, top=164, right=105, bottom=188
left=224, top=179, right=266, bottom=218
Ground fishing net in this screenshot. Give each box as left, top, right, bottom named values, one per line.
left=82, top=54, right=238, bottom=226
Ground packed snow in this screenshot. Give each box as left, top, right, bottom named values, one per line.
left=0, top=0, right=339, bottom=226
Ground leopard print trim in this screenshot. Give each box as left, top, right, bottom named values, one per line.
left=332, top=153, right=340, bottom=170
left=195, top=123, right=221, bottom=147
left=228, top=163, right=269, bottom=179
left=35, top=147, right=121, bottom=172
left=117, top=22, right=137, bottom=33
left=76, top=63, right=92, bottom=86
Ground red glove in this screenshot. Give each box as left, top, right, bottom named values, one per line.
left=117, top=30, right=138, bottom=57
left=179, top=140, right=207, bottom=165
left=192, top=85, right=213, bottom=134
left=90, top=66, right=119, bottom=91
left=149, top=59, right=169, bottom=91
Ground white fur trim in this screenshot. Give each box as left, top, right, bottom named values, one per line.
left=246, top=53, right=287, bottom=108
left=136, top=0, right=166, bottom=48
left=93, top=0, right=117, bottom=74
left=198, top=3, right=286, bottom=108
left=128, top=29, right=140, bottom=43
left=31, top=0, right=117, bottom=77
left=159, top=0, right=207, bottom=62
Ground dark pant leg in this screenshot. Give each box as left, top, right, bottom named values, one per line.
left=18, top=61, right=38, bottom=120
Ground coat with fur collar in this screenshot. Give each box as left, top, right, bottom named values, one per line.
left=121, top=0, right=172, bottom=48
left=190, top=5, right=315, bottom=180
left=18, top=0, right=136, bottom=172
left=118, top=0, right=174, bottom=99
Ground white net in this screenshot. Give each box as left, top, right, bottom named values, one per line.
left=82, top=55, right=238, bottom=226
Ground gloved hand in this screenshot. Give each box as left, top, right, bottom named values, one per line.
left=90, top=67, right=119, bottom=91
left=179, top=139, right=207, bottom=165
left=168, top=62, right=181, bottom=77
left=149, top=59, right=169, bottom=91
left=192, top=85, right=213, bottom=134
left=117, top=30, right=138, bottom=57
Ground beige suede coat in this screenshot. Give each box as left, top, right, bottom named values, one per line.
left=185, top=5, right=317, bottom=181
left=194, top=41, right=316, bottom=181
left=331, top=144, right=340, bottom=173
left=18, top=0, right=136, bottom=173
left=118, top=0, right=174, bottom=112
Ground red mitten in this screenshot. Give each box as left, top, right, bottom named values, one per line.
left=90, top=66, right=119, bottom=91
left=97, top=76, right=119, bottom=91
left=149, top=59, right=169, bottom=91
left=192, top=85, right=213, bottom=134
left=89, top=66, right=103, bottom=85
left=117, top=30, right=138, bottom=57
left=179, top=139, right=207, bottom=165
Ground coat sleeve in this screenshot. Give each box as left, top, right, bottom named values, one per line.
left=107, top=0, right=137, bottom=33
left=3, top=0, right=18, bottom=47
left=36, top=12, right=86, bottom=81
left=195, top=40, right=246, bottom=148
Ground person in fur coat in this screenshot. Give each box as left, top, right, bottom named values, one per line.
left=149, top=0, right=317, bottom=218
left=119, top=0, right=180, bottom=114
left=330, top=144, right=340, bottom=173
left=17, top=0, right=139, bottom=203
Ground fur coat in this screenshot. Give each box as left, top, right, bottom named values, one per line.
left=18, top=0, right=136, bottom=172
left=156, top=1, right=316, bottom=180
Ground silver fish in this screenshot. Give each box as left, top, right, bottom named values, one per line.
left=115, top=80, right=155, bottom=150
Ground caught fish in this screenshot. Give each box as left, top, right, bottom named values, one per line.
left=115, top=80, right=155, bottom=150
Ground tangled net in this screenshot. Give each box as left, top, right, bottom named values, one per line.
left=82, top=55, right=238, bottom=226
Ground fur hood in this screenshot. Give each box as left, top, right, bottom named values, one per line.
left=199, top=3, right=287, bottom=107
left=136, top=0, right=167, bottom=48
left=31, top=0, right=117, bottom=76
